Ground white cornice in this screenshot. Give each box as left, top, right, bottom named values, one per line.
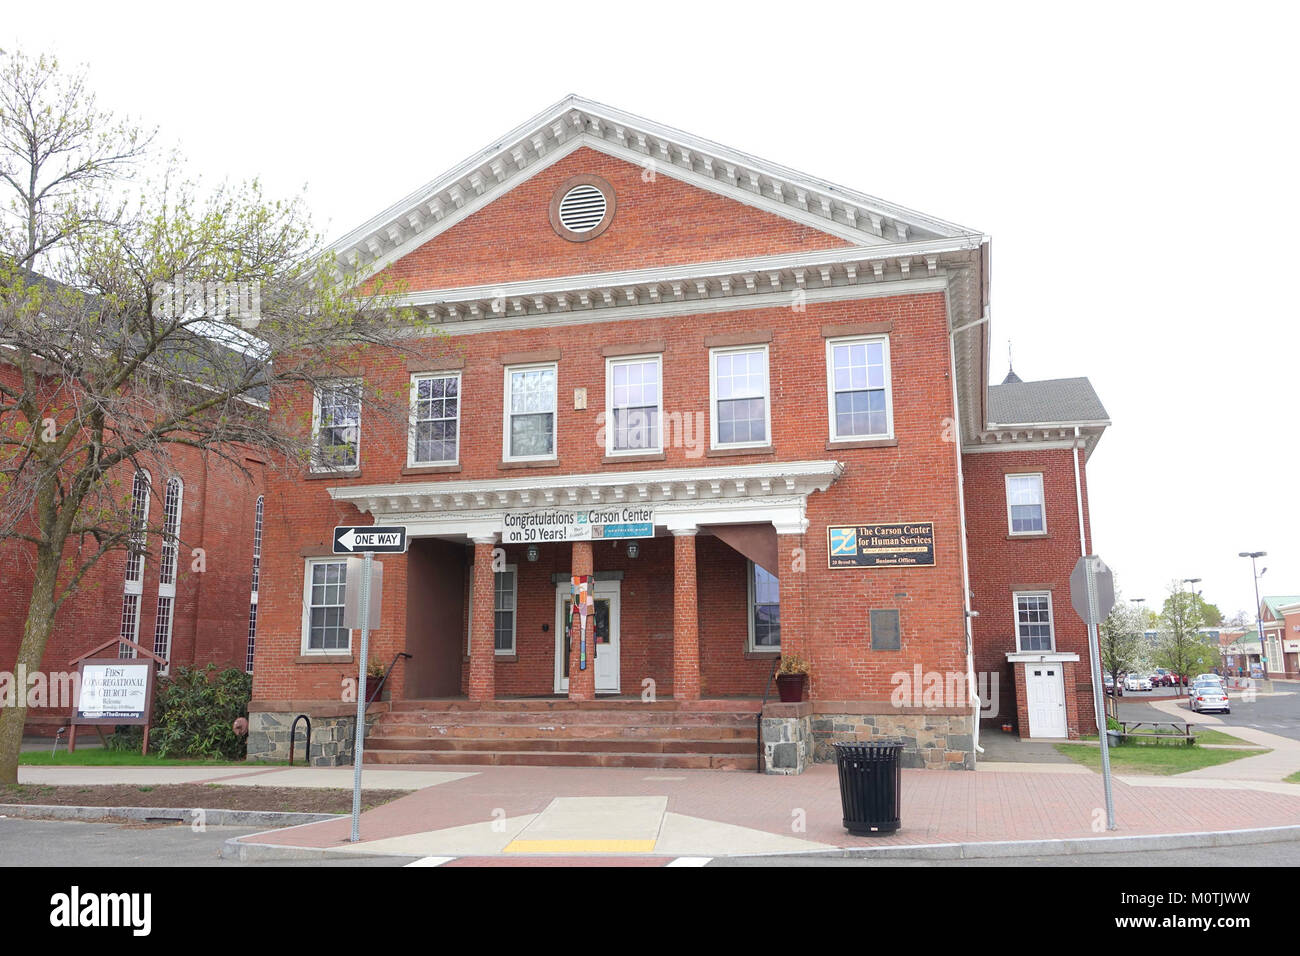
left=328, top=459, right=844, bottom=519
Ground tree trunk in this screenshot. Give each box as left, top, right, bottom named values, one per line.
left=0, top=544, right=62, bottom=785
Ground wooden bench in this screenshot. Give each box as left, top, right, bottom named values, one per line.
left=1111, top=720, right=1196, bottom=745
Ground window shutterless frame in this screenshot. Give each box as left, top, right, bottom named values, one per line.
left=301, top=557, right=351, bottom=654
left=311, top=379, right=361, bottom=472
left=465, top=565, right=518, bottom=656
left=825, top=334, right=893, bottom=442
left=1005, top=473, right=1047, bottom=535
left=408, top=371, right=461, bottom=467
left=604, top=353, right=664, bottom=455
left=746, top=560, right=781, bottom=651
left=502, top=362, right=558, bottom=462
left=708, top=344, right=771, bottom=450
left=1013, top=590, right=1055, bottom=653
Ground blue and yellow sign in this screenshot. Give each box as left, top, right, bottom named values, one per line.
left=827, top=522, right=935, bottom=569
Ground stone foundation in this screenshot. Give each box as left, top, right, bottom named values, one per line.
left=760, top=704, right=813, bottom=775
left=247, top=710, right=377, bottom=767
left=811, top=712, right=975, bottom=771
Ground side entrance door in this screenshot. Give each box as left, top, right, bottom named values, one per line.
left=554, top=580, right=620, bottom=694
left=1025, top=665, right=1068, bottom=737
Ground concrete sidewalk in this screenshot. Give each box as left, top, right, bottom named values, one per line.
left=1147, top=697, right=1300, bottom=783
left=16, top=765, right=464, bottom=791
left=221, top=761, right=1300, bottom=860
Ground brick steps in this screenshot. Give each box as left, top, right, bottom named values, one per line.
left=363, top=748, right=758, bottom=771
left=367, top=735, right=756, bottom=754
left=366, top=699, right=761, bottom=771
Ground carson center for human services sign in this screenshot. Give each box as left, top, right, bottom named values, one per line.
left=827, top=521, right=936, bottom=569
left=502, top=506, right=655, bottom=544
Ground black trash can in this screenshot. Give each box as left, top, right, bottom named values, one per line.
left=833, top=739, right=903, bottom=834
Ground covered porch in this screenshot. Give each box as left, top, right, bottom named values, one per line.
left=328, top=460, right=842, bottom=704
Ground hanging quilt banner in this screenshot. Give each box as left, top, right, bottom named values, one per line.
left=570, top=575, right=593, bottom=671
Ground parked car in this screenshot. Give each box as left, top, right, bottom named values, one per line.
left=1190, top=684, right=1231, bottom=714
left=1124, top=673, right=1152, bottom=692
left=1103, top=674, right=1123, bottom=696
left=1188, top=675, right=1224, bottom=698
left=1151, top=669, right=1172, bottom=687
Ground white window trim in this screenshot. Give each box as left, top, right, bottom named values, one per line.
left=604, top=353, right=664, bottom=456
left=246, top=496, right=264, bottom=674
left=408, top=371, right=462, bottom=467
left=746, top=559, right=781, bottom=652
left=709, top=344, right=772, bottom=451
left=301, top=557, right=352, bottom=655
left=1013, top=590, right=1056, bottom=653
left=502, top=362, right=558, bottom=463
left=825, top=334, right=894, bottom=442
left=311, top=379, right=362, bottom=473
left=1005, top=472, right=1047, bottom=536
left=153, top=477, right=184, bottom=671
left=465, top=563, right=518, bottom=656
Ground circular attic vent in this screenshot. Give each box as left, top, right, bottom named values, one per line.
left=549, top=175, right=615, bottom=241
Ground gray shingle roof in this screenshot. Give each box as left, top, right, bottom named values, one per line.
left=987, top=376, right=1109, bottom=426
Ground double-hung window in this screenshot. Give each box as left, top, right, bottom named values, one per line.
left=152, top=476, right=183, bottom=671
left=748, top=561, right=781, bottom=650
left=826, top=335, right=892, bottom=440
left=606, top=355, right=662, bottom=454
left=303, top=558, right=350, bottom=652
left=1005, top=473, right=1046, bottom=535
left=504, top=364, right=557, bottom=461
left=465, top=564, right=518, bottom=656
left=409, top=372, right=460, bottom=466
left=313, top=380, right=361, bottom=471
left=710, top=345, right=770, bottom=448
left=246, top=495, right=264, bottom=674
left=1014, top=591, right=1055, bottom=652
left=118, top=470, right=151, bottom=659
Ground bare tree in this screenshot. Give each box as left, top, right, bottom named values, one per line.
left=0, top=51, right=438, bottom=782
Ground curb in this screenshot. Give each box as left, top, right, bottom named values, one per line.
left=0, top=803, right=343, bottom=828
left=770, top=824, right=1300, bottom=860
left=218, top=822, right=1300, bottom=863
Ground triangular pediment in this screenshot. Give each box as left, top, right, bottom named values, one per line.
left=330, top=95, right=981, bottom=288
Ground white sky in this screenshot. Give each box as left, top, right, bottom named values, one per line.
left=7, top=1, right=1298, bottom=620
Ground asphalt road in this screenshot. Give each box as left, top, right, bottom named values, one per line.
left=0, top=817, right=409, bottom=867
left=3, top=816, right=1297, bottom=867
left=1117, top=684, right=1300, bottom=741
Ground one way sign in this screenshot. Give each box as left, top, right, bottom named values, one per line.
left=333, top=525, right=408, bottom=554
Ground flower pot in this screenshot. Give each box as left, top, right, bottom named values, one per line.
left=776, top=673, right=806, bottom=703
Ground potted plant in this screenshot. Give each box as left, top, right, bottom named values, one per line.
left=775, top=654, right=810, bottom=703
left=365, top=659, right=388, bottom=700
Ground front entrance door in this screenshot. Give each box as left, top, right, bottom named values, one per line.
left=555, top=580, right=620, bottom=694
left=1025, top=665, right=1068, bottom=738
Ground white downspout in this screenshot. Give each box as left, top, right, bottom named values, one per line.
left=1072, top=426, right=1087, bottom=557
left=950, top=312, right=985, bottom=756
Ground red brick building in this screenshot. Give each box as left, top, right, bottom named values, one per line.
left=247, top=97, right=1110, bottom=770
left=0, top=365, right=267, bottom=734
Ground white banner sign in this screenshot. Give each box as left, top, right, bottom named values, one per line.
left=78, top=663, right=150, bottom=720
left=502, top=506, right=655, bottom=544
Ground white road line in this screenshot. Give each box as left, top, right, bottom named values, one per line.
left=666, top=857, right=713, bottom=867
left=405, top=856, right=455, bottom=867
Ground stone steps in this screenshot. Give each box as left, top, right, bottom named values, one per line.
left=366, top=735, right=757, bottom=754
left=370, top=722, right=758, bottom=741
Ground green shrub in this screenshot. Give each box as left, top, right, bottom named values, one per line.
left=104, top=726, right=144, bottom=751
left=150, top=664, right=252, bottom=760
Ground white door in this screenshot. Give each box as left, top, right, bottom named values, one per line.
left=554, top=581, right=620, bottom=694
left=1025, top=665, right=1068, bottom=738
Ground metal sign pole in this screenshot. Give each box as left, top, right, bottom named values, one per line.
left=1085, top=556, right=1117, bottom=831
left=350, top=550, right=373, bottom=843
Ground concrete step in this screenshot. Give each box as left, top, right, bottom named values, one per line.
left=366, top=735, right=758, bottom=755
left=387, top=698, right=762, bottom=714
left=362, top=749, right=758, bottom=771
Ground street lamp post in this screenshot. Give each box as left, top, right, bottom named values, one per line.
left=1239, top=552, right=1270, bottom=679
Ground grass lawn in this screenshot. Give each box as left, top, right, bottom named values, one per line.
left=1054, top=741, right=1266, bottom=776
left=1285, top=771, right=1300, bottom=785
left=18, top=750, right=280, bottom=768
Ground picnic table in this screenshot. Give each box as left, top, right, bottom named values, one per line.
left=1112, top=720, right=1197, bottom=745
